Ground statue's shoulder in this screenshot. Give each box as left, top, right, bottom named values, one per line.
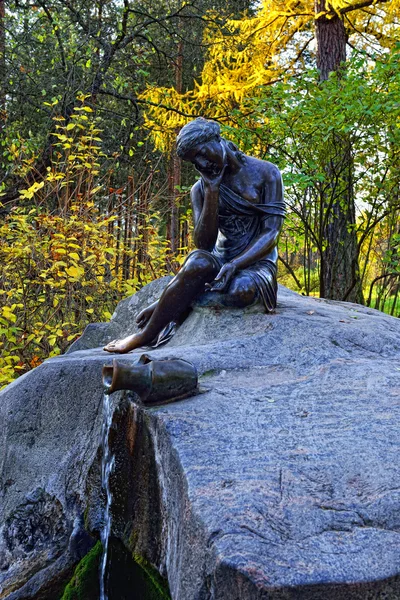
left=246, top=155, right=282, bottom=184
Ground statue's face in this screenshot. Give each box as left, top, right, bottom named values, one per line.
left=182, top=140, right=224, bottom=176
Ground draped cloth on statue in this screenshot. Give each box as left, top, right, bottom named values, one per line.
left=150, top=178, right=286, bottom=347
left=208, top=180, right=286, bottom=312
left=213, top=182, right=286, bottom=263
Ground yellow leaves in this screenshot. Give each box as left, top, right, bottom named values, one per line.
left=43, top=98, right=59, bottom=107
left=46, top=171, right=64, bottom=182
left=84, top=254, right=97, bottom=263
left=90, top=186, right=103, bottom=195
left=19, top=181, right=45, bottom=200
left=65, top=265, right=84, bottom=279
left=47, top=335, right=58, bottom=347
left=53, top=133, right=69, bottom=141
left=76, top=93, right=91, bottom=103
left=2, top=306, right=17, bottom=323
left=0, top=121, right=174, bottom=388
left=141, top=0, right=397, bottom=151
left=4, top=355, right=21, bottom=365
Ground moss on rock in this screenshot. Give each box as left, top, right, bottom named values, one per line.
left=107, top=538, right=171, bottom=600
left=60, top=541, right=101, bottom=600
left=132, top=553, right=171, bottom=600
left=59, top=538, right=171, bottom=600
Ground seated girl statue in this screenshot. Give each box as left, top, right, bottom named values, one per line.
left=104, top=117, right=285, bottom=353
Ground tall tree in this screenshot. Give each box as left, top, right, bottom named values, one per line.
left=315, top=0, right=362, bottom=301
left=142, top=0, right=399, bottom=302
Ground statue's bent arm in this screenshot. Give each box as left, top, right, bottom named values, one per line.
left=231, top=215, right=283, bottom=271
left=191, top=180, right=219, bottom=251
left=228, top=169, right=284, bottom=271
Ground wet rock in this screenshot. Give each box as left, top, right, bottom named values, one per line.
left=1, top=280, right=400, bottom=599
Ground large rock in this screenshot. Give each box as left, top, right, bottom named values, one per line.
left=66, top=275, right=173, bottom=353
left=1, top=281, right=400, bottom=599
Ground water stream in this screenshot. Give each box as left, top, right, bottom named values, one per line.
left=99, top=393, right=115, bottom=600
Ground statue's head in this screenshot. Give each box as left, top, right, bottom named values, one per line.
left=176, top=117, right=220, bottom=158
left=176, top=117, right=224, bottom=176
left=176, top=117, right=245, bottom=176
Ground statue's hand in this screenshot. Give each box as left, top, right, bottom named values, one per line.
left=198, top=145, right=227, bottom=191
left=205, top=262, right=237, bottom=293
left=136, top=304, right=155, bottom=329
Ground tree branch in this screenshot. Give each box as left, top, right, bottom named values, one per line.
left=278, top=255, right=303, bottom=289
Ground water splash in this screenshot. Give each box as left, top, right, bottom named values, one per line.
left=99, top=393, right=115, bottom=600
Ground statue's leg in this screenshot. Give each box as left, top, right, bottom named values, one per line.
left=221, top=272, right=258, bottom=308
left=104, top=250, right=219, bottom=353
left=136, top=300, right=159, bottom=329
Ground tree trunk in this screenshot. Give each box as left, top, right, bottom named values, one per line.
left=315, top=0, right=363, bottom=303
left=167, top=150, right=181, bottom=255
left=315, top=0, right=346, bottom=80
left=167, top=39, right=183, bottom=256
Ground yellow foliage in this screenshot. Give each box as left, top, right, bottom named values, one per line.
left=141, top=0, right=400, bottom=151
left=19, top=181, right=45, bottom=200
left=0, top=201, right=171, bottom=388
left=0, top=97, right=173, bottom=388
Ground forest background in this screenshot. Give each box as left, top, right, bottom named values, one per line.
left=0, top=0, right=399, bottom=387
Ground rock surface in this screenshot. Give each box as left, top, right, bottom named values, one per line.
left=1, top=281, right=400, bottom=599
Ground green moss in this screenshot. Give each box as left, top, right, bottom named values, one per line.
left=128, top=528, right=138, bottom=548
left=132, top=553, right=171, bottom=600
left=83, top=506, right=90, bottom=531
left=60, top=539, right=171, bottom=600
left=60, top=541, right=101, bottom=600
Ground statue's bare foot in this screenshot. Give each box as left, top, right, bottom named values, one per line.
left=103, top=333, right=144, bottom=353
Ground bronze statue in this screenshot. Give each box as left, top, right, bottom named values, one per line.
left=104, top=117, right=285, bottom=353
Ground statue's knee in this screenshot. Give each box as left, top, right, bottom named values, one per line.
left=181, top=251, right=216, bottom=278
left=228, top=276, right=257, bottom=308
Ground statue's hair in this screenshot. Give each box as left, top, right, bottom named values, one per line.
left=176, top=117, right=246, bottom=164
left=176, top=117, right=220, bottom=158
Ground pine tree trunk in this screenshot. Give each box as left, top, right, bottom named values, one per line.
left=315, top=0, right=363, bottom=303
left=315, top=0, right=346, bottom=80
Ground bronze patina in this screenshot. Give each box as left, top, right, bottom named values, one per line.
left=102, top=354, right=198, bottom=404
left=104, top=117, right=285, bottom=353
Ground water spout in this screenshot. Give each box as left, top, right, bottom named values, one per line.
left=102, top=354, right=198, bottom=405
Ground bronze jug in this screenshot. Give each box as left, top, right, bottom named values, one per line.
left=103, top=353, right=198, bottom=405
